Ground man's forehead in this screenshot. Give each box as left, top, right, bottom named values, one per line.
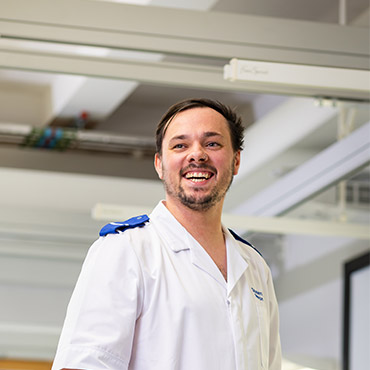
left=172, top=106, right=224, bottom=120
left=165, top=107, right=228, bottom=134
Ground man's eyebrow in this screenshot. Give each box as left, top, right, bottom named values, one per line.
left=168, top=132, right=223, bottom=142
left=203, top=131, right=222, bottom=138
left=168, top=134, right=188, bottom=142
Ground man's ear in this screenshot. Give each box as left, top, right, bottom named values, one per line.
left=154, top=153, right=163, bottom=179
left=233, top=151, right=241, bottom=175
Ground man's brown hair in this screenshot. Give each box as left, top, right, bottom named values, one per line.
left=155, top=98, right=245, bottom=156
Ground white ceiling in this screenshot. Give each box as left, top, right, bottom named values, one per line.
left=0, top=0, right=368, bottom=179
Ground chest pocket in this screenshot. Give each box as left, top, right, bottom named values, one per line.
left=256, top=302, right=269, bottom=369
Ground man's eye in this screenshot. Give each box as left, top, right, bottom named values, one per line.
left=207, top=142, right=220, bottom=147
left=173, top=143, right=185, bottom=149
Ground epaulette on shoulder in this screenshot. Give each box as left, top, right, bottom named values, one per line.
left=99, top=215, right=149, bottom=237
left=228, top=228, right=263, bottom=258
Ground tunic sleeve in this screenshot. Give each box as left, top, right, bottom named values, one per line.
left=52, top=233, right=144, bottom=370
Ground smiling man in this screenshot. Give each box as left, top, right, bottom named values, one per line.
left=52, top=99, right=281, bottom=370
left=156, top=106, right=238, bottom=214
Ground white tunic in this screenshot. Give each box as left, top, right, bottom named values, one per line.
left=52, top=201, right=281, bottom=370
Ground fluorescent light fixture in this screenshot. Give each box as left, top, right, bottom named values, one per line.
left=224, top=58, right=370, bottom=99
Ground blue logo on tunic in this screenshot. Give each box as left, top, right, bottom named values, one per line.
left=251, top=287, right=264, bottom=301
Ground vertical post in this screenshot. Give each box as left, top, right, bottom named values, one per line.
left=339, top=0, right=347, bottom=25
left=337, top=103, right=357, bottom=222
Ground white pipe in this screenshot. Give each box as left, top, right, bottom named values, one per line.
left=0, top=122, right=155, bottom=153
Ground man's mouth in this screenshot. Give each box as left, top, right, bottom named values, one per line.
left=183, top=171, right=214, bottom=183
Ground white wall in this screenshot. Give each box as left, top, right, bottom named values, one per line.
left=275, top=234, right=369, bottom=370
left=0, top=167, right=164, bottom=359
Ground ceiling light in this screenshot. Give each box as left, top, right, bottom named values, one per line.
left=224, top=58, right=370, bottom=100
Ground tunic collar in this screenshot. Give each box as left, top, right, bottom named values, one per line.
left=150, top=201, right=249, bottom=291
left=150, top=201, right=192, bottom=252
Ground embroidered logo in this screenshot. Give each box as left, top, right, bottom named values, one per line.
left=251, top=287, right=264, bottom=301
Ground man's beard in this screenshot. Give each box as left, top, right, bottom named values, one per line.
left=162, top=162, right=235, bottom=212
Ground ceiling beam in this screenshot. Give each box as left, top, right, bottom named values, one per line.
left=235, top=97, right=338, bottom=181
left=0, top=0, right=368, bottom=69
left=233, top=121, right=370, bottom=217
left=0, top=47, right=239, bottom=92
left=0, top=45, right=368, bottom=100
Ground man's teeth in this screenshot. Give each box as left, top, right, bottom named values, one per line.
left=190, top=178, right=205, bottom=182
left=185, top=172, right=211, bottom=180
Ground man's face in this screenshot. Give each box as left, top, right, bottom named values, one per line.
left=154, top=107, right=240, bottom=211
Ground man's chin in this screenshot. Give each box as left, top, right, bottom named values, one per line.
left=179, top=193, right=218, bottom=211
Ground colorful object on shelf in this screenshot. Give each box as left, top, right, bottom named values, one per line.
left=22, top=127, right=77, bottom=150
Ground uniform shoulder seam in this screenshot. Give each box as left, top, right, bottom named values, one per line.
left=228, top=228, right=263, bottom=258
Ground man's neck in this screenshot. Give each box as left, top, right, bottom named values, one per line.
left=163, top=197, right=228, bottom=281
left=163, top=198, right=225, bottom=251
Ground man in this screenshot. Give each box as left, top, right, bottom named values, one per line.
left=52, top=98, right=281, bottom=370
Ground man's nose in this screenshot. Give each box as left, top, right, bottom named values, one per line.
left=187, top=145, right=208, bottom=162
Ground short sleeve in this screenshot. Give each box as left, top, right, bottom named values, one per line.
left=52, top=233, right=144, bottom=370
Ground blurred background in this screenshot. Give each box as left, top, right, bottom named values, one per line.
left=0, top=0, right=369, bottom=369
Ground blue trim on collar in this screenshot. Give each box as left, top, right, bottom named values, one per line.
left=99, top=215, right=149, bottom=236
left=228, top=228, right=263, bottom=258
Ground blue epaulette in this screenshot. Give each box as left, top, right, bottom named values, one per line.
left=228, top=228, right=263, bottom=258
left=99, top=215, right=149, bottom=237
